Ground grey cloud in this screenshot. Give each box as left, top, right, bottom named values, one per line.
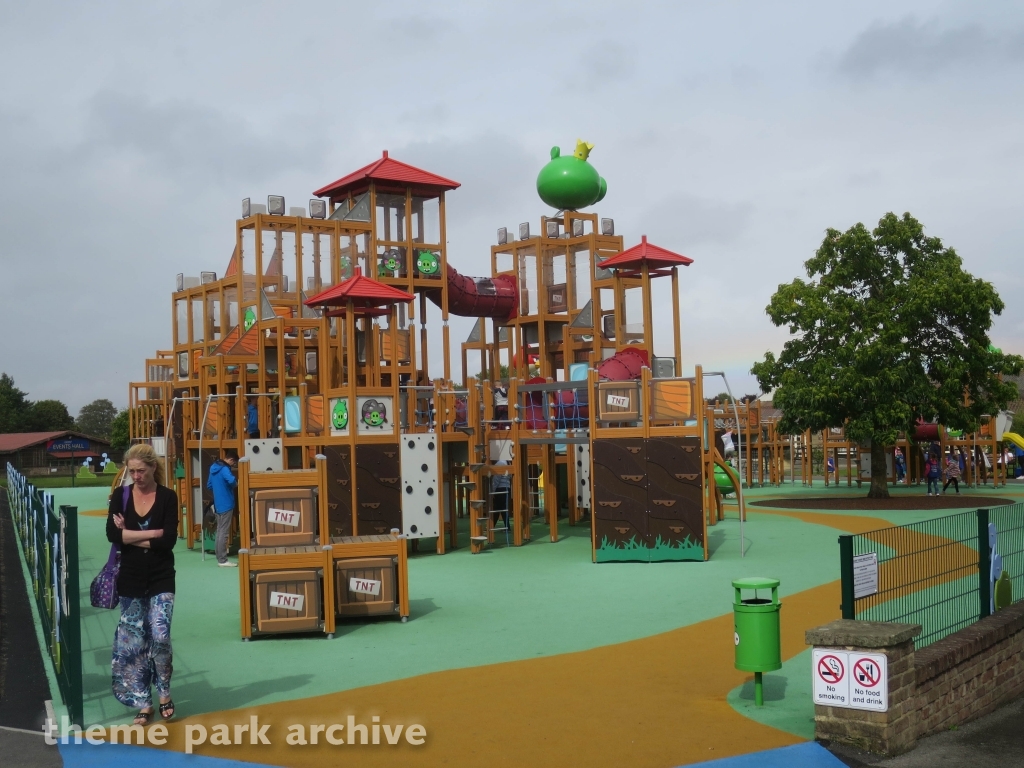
left=581, top=40, right=636, bottom=86
left=638, top=193, right=754, bottom=248
left=83, top=91, right=327, bottom=186
left=836, top=18, right=1023, bottom=79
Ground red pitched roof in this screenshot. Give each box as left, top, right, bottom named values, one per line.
left=0, top=431, right=107, bottom=453
left=599, top=235, right=693, bottom=273
left=304, top=268, right=414, bottom=309
left=313, top=151, right=460, bottom=200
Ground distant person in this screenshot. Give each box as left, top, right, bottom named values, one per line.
left=942, top=454, right=961, bottom=495
left=106, top=443, right=178, bottom=725
left=924, top=453, right=941, bottom=496
left=894, top=448, right=906, bottom=483
left=494, top=384, right=509, bottom=427
left=491, top=459, right=511, bottom=529
left=246, top=398, right=259, bottom=439
left=206, top=452, right=238, bottom=567
left=826, top=455, right=836, bottom=484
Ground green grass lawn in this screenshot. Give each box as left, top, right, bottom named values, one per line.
left=1, top=474, right=114, bottom=489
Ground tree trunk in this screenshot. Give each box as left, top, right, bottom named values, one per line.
left=868, top=440, right=890, bottom=499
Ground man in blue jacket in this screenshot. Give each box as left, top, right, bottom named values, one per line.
left=206, top=452, right=238, bottom=567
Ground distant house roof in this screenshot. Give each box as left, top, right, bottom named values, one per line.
left=313, top=151, right=461, bottom=201
left=0, top=430, right=108, bottom=454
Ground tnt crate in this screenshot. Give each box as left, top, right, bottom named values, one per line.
left=237, top=455, right=329, bottom=548
left=329, top=534, right=410, bottom=622
left=239, top=544, right=335, bottom=639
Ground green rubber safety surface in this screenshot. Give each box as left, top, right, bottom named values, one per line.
left=45, top=482, right=1024, bottom=730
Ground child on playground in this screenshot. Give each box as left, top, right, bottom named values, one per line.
left=894, top=448, right=906, bottom=483
left=942, top=453, right=961, bottom=494
left=924, top=453, right=941, bottom=496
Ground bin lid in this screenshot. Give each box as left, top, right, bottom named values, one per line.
left=732, top=576, right=779, bottom=590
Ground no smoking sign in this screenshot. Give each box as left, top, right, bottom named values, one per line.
left=812, top=649, right=888, bottom=711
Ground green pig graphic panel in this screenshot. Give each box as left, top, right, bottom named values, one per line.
left=357, top=396, right=393, bottom=434
left=415, top=250, right=440, bottom=277
left=379, top=248, right=403, bottom=276
left=329, top=397, right=350, bottom=436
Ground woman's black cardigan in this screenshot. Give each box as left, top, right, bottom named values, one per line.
left=106, top=484, right=179, bottom=598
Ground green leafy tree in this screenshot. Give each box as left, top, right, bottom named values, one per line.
left=712, top=392, right=732, bottom=404
left=109, top=409, right=130, bottom=451
left=752, top=213, right=1023, bottom=498
left=76, top=399, right=119, bottom=439
left=0, top=373, right=32, bottom=433
left=29, top=400, right=75, bottom=431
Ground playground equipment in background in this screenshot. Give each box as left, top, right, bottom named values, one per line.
left=1003, top=432, right=1024, bottom=452
left=125, top=141, right=801, bottom=571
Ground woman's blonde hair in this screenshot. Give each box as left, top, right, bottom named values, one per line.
left=123, top=443, right=165, bottom=486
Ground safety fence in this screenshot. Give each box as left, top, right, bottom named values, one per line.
left=839, top=504, right=1024, bottom=648
left=5, top=464, right=83, bottom=724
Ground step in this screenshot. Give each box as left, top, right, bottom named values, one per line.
left=456, top=427, right=475, bottom=436
left=469, top=463, right=485, bottom=471
left=469, top=500, right=486, bottom=507
left=470, top=536, right=488, bottom=543
left=456, top=482, right=477, bottom=490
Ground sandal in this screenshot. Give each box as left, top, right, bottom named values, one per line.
left=134, top=710, right=153, bottom=725
left=159, top=700, right=175, bottom=720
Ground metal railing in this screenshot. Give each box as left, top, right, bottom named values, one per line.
left=840, top=505, right=1023, bottom=648
left=5, top=464, right=83, bottom=724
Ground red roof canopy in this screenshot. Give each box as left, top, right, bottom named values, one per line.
left=313, top=151, right=460, bottom=200
left=304, top=268, right=414, bottom=309
left=599, top=235, right=693, bottom=274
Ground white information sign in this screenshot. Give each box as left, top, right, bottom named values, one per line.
left=812, top=649, right=888, bottom=711
left=853, top=552, right=879, bottom=599
left=269, top=591, right=305, bottom=612
left=849, top=652, right=887, bottom=711
left=268, top=507, right=300, bottom=527
left=813, top=649, right=849, bottom=707
left=606, top=394, right=630, bottom=409
left=350, top=577, right=382, bottom=596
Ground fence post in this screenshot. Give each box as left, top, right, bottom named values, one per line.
left=977, top=508, right=991, bottom=621
left=839, top=534, right=855, bottom=619
left=60, top=505, right=83, bottom=726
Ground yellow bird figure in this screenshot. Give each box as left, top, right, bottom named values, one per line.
left=573, top=139, right=594, bottom=161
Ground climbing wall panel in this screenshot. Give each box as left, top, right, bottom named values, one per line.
left=645, top=437, right=704, bottom=561
left=400, top=434, right=440, bottom=539
left=355, top=443, right=401, bottom=535
left=323, top=445, right=353, bottom=537
left=592, top=439, right=648, bottom=562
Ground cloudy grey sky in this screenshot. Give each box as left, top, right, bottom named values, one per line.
left=2, top=1, right=1022, bottom=411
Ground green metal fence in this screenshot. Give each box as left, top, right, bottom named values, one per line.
left=840, top=505, right=1023, bottom=647
left=990, top=503, right=1024, bottom=607
left=5, top=464, right=83, bottom=725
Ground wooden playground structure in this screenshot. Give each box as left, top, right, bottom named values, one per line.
left=120, top=148, right=1016, bottom=636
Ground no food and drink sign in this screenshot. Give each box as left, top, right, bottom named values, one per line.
left=812, top=649, right=887, bottom=711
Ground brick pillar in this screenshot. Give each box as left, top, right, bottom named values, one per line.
left=805, top=619, right=921, bottom=756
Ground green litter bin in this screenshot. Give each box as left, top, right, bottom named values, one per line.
left=733, top=576, right=782, bottom=706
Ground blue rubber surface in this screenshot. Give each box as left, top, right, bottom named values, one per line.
left=684, top=741, right=847, bottom=767
left=60, top=742, right=279, bottom=767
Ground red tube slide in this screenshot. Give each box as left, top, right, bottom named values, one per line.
left=427, top=265, right=518, bottom=323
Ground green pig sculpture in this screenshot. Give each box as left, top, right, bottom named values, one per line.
left=536, top=139, right=608, bottom=211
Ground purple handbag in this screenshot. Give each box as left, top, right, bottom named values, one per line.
left=90, top=486, right=128, bottom=609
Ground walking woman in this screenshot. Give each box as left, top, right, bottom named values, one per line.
left=106, top=443, right=179, bottom=724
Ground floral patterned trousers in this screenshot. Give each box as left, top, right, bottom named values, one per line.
left=112, top=593, right=174, bottom=709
